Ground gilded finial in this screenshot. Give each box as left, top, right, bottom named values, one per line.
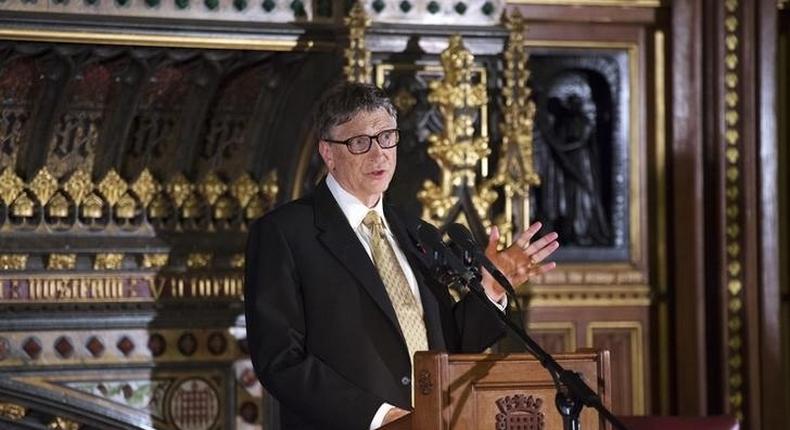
left=343, top=0, right=372, bottom=84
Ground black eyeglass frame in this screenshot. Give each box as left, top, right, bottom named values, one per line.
left=322, top=128, right=400, bottom=154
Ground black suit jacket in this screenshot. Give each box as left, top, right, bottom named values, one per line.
left=244, top=180, right=505, bottom=430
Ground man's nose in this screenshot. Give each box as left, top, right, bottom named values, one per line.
left=368, top=138, right=388, bottom=155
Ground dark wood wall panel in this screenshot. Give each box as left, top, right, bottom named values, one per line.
left=780, top=4, right=790, bottom=425
left=528, top=305, right=651, bottom=416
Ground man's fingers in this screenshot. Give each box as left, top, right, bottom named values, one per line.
left=529, top=240, right=559, bottom=263
left=536, top=262, right=557, bottom=274
left=514, top=222, right=542, bottom=249
left=486, top=225, right=500, bottom=253
left=525, top=232, right=559, bottom=255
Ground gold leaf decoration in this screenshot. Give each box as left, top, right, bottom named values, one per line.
left=260, top=170, right=279, bottom=203
left=94, top=253, right=124, bottom=270
left=81, top=192, right=104, bottom=219
left=64, top=169, right=92, bottom=205
left=48, top=417, right=81, bottom=430
left=0, top=402, right=27, bottom=420
left=418, top=34, right=492, bottom=226
left=343, top=0, right=372, bottom=84
left=0, top=168, right=24, bottom=206
left=97, top=169, right=128, bottom=206
left=187, top=253, right=213, bottom=269
left=47, top=191, right=71, bottom=218
left=166, top=174, right=193, bottom=208
left=392, top=88, right=417, bottom=114
left=0, top=255, right=28, bottom=270
left=115, top=192, right=137, bottom=219
left=148, top=193, right=171, bottom=219
left=11, top=192, right=34, bottom=218
left=230, top=254, right=245, bottom=269
left=29, top=167, right=58, bottom=205
left=131, top=169, right=160, bottom=207
left=429, top=35, right=488, bottom=109
left=213, top=195, right=236, bottom=220
left=245, top=196, right=264, bottom=220
left=483, top=9, right=541, bottom=244
left=198, top=171, right=228, bottom=206
left=48, top=254, right=77, bottom=270
left=181, top=193, right=203, bottom=219
left=141, top=253, right=169, bottom=269
left=231, top=173, right=259, bottom=209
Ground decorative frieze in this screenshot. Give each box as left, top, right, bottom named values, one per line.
left=47, top=254, right=77, bottom=271
left=0, top=167, right=278, bottom=233
left=364, top=0, right=503, bottom=26
left=0, top=274, right=244, bottom=303
left=0, top=255, right=28, bottom=271
left=94, top=253, right=125, bottom=271
left=141, top=253, right=169, bottom=269
left=0, top=0, right=315, bottom=23
left=0, top=328, right=247, bottom=365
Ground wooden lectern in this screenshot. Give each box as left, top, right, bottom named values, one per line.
left=382, top=350, right=611, bottom=430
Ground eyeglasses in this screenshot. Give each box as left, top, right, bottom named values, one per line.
left=322, top=129, right=400, bottom=155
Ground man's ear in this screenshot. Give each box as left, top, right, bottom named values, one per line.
left=318, top=141, right=334, bottom=171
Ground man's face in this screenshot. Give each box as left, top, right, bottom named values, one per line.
left=319, top=108, right=398, bottom=207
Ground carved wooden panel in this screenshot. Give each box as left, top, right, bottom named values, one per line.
left=587, top=322, right=643, bottom=416
left=528, top=305, right=649, bottom=416
left=412, top=352, right=609, bottom=430
left=527, top=322, right=575, bottom=354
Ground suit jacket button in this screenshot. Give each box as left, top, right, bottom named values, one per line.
left=401, top=376, right=410, bottom=385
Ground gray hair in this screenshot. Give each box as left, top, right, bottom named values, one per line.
left=313, top=81, right=397, bottom=141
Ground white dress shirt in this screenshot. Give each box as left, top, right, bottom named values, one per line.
left=325, top=174, right=505, bottom=429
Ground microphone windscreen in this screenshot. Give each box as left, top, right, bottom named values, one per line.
left=416, top=223, right=445, bottom=254
left=417, top=223, right=467, bottom=272
left=447, top=223, right=477, bottom=248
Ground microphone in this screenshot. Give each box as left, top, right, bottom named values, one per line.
left=416, top=223, right=478, bottom=288
left=445, top=223, right=517, bottom=299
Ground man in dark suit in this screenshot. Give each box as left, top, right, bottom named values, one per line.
left=245, top=82, right=559, bottom=430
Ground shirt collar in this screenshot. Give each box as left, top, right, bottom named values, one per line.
left=326, top=173, right=388, bottom=231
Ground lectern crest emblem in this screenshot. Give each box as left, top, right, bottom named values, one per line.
left=495, top=394, right=545, bottom=430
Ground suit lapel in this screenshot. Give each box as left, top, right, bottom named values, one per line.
left=313, top=181, right=404, bottom=341
left=385, top=205, right=446, bottom=351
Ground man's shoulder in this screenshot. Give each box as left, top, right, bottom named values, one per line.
left=384, top=202, right=424, bottom=227
left=249, top=194, right=316, bottom=232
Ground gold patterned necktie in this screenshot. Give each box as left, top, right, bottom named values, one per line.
left=362, top=210, right=429, bottom=366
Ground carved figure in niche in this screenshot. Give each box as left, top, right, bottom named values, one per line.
left=534, top=71, right=611, bottom=246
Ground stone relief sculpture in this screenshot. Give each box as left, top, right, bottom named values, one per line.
left=533, top=71, right=612, bottom=246
left=526, top=48, right=630, bottom=261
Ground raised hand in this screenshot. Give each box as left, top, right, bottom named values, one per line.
left=481, top=222, right=559, bottom=301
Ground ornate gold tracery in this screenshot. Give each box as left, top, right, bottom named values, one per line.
left=418, top=17, right=539, bottom=247
left=343, top=0, right=372, bottom=84
left=418, top=35, right=494, bottom=227
left=489, top=11, right=540, bottom=244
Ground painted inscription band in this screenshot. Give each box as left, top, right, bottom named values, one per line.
left=0, top=274, right=243, bottom=302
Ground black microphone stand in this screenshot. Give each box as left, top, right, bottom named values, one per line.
left=425, top=245, right=628, bottom=430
